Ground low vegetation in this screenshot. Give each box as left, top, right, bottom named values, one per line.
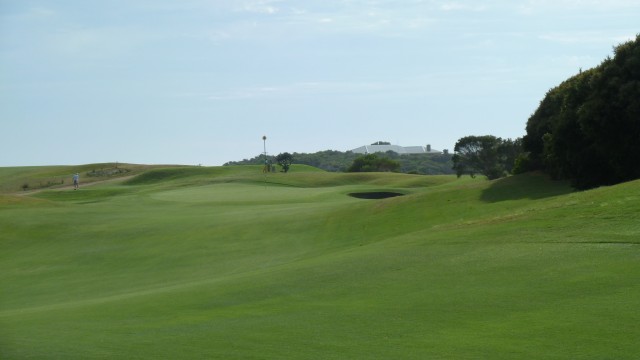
left=347, top=153, right=401, bottom=172
left=224, top=149, right=454, bottom=175
left=1, top=164, right=638, bottom=359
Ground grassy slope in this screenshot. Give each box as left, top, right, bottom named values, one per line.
left=0, top=165, right=638, bottom=359
left=0, top=163, right=178, bottom=193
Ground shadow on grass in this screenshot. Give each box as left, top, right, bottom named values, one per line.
left=480, top=172, right=573, bottom=203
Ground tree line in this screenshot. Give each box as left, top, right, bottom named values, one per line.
left=224, top=149, right=454, bottom=175
left=453, top=35, right=640, bottom=189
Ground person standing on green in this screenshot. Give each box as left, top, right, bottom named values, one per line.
left=73, top=173, right=80, bottom=190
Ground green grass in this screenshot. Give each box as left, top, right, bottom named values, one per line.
left=0, top=163, right=171, bottom=193
left=1, top=165, right=639, bottom=359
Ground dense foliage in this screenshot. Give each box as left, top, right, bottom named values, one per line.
left=452, top=136, right=522, bottom=180
left=275, top=152, right=293, bottom=173
left=523, top=35, right=640, bottom=189
left=347, top=153, right=401, bottom=172
left=225, top=150, right=454, bottom=175
left=378, top=151, right=455, bottom=175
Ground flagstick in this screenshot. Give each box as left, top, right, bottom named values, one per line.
left=262, top=135, right=268, bottom=186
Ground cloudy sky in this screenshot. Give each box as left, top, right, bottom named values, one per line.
left=1, top=1, right=638, bottom=166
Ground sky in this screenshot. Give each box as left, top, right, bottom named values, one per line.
left=1, top=0, right=638, bottom=166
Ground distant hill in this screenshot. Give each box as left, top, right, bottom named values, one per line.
left=224, top=150, right=455, bottom=175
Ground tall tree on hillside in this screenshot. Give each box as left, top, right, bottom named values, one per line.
left=453, top=136, right=502, bottom=179
left=276, top=152, right=294, bottom=173
left=453, top=136, right=522, bottom=180
left=522, top=35, right=640, bottom=189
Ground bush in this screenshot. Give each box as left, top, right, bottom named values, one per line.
left=348, top=154, right=400, bottom=172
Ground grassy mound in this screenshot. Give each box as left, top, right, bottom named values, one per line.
left=0, top=165, right=638, bottom=359
left=0, top=163, right=165, bottom=193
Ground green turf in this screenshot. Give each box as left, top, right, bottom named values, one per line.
left=0, top=165, right=638, bottom=359
left=0, top=163, right=170, bottom=193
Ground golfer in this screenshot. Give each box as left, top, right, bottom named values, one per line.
left=73, top=173, right=79, bottom=190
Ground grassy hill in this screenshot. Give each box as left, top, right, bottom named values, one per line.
left=1, top=165, right=638, bottom=359
left=0, top=163, right=174, bottom=194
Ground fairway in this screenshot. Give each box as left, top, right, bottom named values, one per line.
left=1, top=165, right=639, bottom=359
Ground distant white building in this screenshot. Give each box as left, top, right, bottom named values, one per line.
left=351, top=144, right=442, bottom=155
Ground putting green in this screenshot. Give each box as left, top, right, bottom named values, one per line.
left=151, top=183, right=353, bottom=204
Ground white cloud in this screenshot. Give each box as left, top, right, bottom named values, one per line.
left=27, top=6, right=57, bottom=18
left=517, top=0, right=640, bottom=14
left=53, top=28, right=102, bottom=54
left=42, top=25, right=148, bottom=61
left=539, top=32, right=636, bottom=45
left=207, top=81, right=385, bottom=101
left=195, top=1, right=447, bottom=41
left=439, top=2, right=486, bottom=12
left=238, top=0, right=282, bottom=14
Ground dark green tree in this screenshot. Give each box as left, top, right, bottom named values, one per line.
left=275, top=152, right=294, bottom=173
left=499, top=137, right=523, bottom=175
left=522, top=35, right=640, bottom=189
left=348, top=154, right=400, bottom=172
left=452, top=136, right=522, bottom=180
left=453, top=135, right=502, bottom=179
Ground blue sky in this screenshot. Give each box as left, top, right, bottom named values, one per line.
left=1, top=1, right=638, bottom=166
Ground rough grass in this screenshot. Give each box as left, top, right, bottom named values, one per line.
left=0, top=165, right=638, bottom=359
left=0, top=163, right=168, bottom=193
